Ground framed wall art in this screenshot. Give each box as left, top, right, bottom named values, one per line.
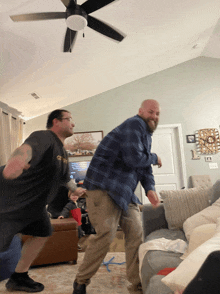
left=186, top=134, right=196, bottom=143
left=64, top=131, right=103, bottom=157
left=195, top=128, right=220, bottom=154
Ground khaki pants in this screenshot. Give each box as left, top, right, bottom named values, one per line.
left=75, top=190, right=143, bottom=293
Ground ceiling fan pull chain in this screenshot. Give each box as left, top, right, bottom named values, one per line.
left=83, top=29, right=85, bottom=38
left=70, top=29, right=72, bottom=52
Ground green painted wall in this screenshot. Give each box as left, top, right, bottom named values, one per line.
left=24, top=56, right=220, bottom=200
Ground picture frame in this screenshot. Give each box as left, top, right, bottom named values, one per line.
left=186, top=134, right=196, bottom=143
left=64, top=131, right=103, bottom=157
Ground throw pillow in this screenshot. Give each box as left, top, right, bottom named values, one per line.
left=210, top=180, right=220, bottom=205
left=181, top=223, right=216, bottom=260
left=160, top=187, right=211, bottom=230
left=161, top=218, right=220, bottom=292
left=183, top=197, right=220, bottom=241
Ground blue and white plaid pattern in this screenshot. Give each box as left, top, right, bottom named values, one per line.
left=83, top=115, right=158, bottom=211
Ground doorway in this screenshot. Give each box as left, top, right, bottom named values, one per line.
left=141, top=124, right=187, bottom=204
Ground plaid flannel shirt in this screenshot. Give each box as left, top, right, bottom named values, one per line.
left=83, top=115, right=158, bottom=211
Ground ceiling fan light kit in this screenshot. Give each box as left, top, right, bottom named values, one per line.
left=10, top=0, right=125, bottom=52
left=66, top=5, right=88, bottom=31
left=66, top=15, right=87, bottom=31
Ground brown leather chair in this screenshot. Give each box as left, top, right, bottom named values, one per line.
left=22, top=217, right=78, bottom=266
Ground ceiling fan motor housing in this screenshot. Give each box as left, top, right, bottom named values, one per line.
left=66, top=5, right=88, bottom=31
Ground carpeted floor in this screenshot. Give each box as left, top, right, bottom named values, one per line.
left=0, top=252, right=129, bottom=294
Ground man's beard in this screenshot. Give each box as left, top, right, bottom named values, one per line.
left=146, top=119, right=158, bottom=133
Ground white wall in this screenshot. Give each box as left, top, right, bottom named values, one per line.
left=24, top=56, right=220, bottom=200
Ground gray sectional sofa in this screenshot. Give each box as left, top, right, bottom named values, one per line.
left=141, top=203, right=184, bottom=294
left=140, top=180, right=220, bottom=294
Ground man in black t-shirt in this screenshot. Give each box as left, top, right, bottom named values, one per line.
left=0, top=109, right=85, bottom=292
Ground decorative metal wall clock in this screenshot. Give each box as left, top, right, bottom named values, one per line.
left=195, top=128, right=220, bottom=154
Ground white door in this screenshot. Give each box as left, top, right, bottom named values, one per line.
left=141, top=124, right=187, bottom=204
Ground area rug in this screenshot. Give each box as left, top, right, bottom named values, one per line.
left=0, top=252, right=129, bottom=294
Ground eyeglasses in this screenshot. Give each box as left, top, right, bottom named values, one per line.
left=61, top=117, right=75, bottom=124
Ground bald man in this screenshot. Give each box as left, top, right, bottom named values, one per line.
left=73, top=99, right=162, bottom=294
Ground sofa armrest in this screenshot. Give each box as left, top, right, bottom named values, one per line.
left=142, top=203, right=168, bottom=240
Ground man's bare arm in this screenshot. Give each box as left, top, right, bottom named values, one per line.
left=147, top=190, right=160, bottom=207
left=3, top=144, right=32, bottom=180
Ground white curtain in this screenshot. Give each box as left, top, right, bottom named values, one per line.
left=0, top=108, right=24, bottom=166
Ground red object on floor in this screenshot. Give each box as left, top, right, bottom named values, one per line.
left=157, top=267, right=176, bottom=276
left=70, top=208, right=82, bottom=226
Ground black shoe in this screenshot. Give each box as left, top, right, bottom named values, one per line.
left=6, top=272, right=44, bottom=293
left=73, top=281, right=86, bottom=294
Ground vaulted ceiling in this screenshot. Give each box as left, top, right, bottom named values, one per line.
left=1, top=0, right=220, bottom=120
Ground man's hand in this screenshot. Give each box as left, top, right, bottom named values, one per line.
left=147, top=190, right=160, bottom=207
left=58, top=215, right=64, bottom=219
left=154, top=155, right=162, bottom=168
left=72, top=187, right=86, bottom=197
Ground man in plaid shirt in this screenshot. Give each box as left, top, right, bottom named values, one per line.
left=73, top=99, right=162, bottom=294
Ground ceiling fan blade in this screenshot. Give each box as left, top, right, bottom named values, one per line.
left=87, top=15, right=124, bottom=42
left=81, top=0, right=115, bottom=14
left=10, top=12, right=66, bottom=22
left=60, top=0, right=71, bottom=7
left=63, top=28, right=78, bottom=52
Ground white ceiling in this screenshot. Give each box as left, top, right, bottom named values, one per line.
left=1, top=0, right=220, bottom=120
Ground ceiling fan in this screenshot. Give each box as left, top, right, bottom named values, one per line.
left=10, top=0, right=125, bottom=52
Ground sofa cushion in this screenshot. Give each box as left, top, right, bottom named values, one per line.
left=161, top=217, right=220, bottom=292
left=183, top=197, right=220, bottom=240
left=140, top=229, right=185, bottom=294
left=141, top=250, right=182, bottom=294
left=146, top=275, right=172, bottom=294
left=181, top=223, right=216, bottom=259
left=160, top=187, right=211, bottom=230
